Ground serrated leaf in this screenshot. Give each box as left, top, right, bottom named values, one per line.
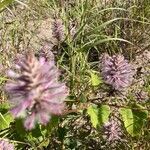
left=87, top=105, right=111, bottom=128
left=90, top=72, right=102, bottom=86
left=119, top=104, right=148, bottom=137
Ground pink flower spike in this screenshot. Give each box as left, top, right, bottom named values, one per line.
left=101, top=53, right=134, bottom=91
left=5, top=53, right=68, bottom=130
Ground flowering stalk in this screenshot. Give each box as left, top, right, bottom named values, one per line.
left=5, top=53, right=68, bottom=130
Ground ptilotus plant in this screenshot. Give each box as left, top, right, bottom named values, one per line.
left=103, top=119, right=122, bottom=142
left=51, top=18, right=65, bottom=43
left=0, top=139, right=14, bottom=150
left=5, top=53, right=68, bottom=130
left=101, top=53, right=134, bottom=91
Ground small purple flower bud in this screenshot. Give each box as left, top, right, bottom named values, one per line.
left=0, top=139, right=14, bottom=150
left=5, top=53, right=68, bottom=130
left=101, top=53, right=134, bottom=90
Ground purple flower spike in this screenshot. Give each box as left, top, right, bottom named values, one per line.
left=101, top=53, right=134, bottom=90
left=51, top=18, right=65, bottom=43
left=103, top=119, right=122, bottom=142
left=0, top=139, right=14, bottom=150
left=5, top=53, right=68, bottom=130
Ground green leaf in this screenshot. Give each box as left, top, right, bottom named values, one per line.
left=90, top=71, right=102, bottom=86
left=0, top=113, right=9, bottom=130
left=87, top=105, right=111, bottom=128
left=4, top=112, right=13, bottom=123
left=119, top=108, right=133, bottom=135
left=98, top=105, right=111, bottom=126
left=133, top=104, right=148, bottom=119
left=86, top=18, right=124, bottom=35
left=86, top=17, right=150, bottom=36
left=83, top=37, right=133, bottom=49
left=87, top=105, right=98, bottom=128
left=119, top=104, right=148, bottom=137
left=0, top=112, right=13, bottom=130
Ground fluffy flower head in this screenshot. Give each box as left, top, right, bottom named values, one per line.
left=5, top=53, right=68, bottom=130
left=101, top=53, right=134, bottom=90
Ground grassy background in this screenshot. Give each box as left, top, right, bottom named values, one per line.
left=0, top=0, right=150, bottom=149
